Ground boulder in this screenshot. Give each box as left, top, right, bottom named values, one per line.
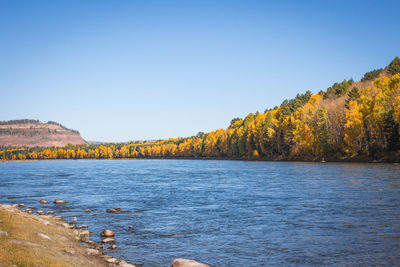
left=101, top=237, right=115, bottom=243
left=107, top=258, right=119, bottom=264
left=119, top=260, right=136, bottom=267
left=40, top=200, right=49, bottom=204
left=28, top=206, right=36, bottom=210
left=86, top=248, right=102, bottom=256
left=17, top=203, right=25, bottom=208
left=54, top=200, right=67, bottom=204
left=171, top=258, right=210, bottom=267
left=78, top=230, right=90, bottom=242
left=128, top=225, right=134, bottom=229
left=45, top=211, right=54, bottom=215
left=85, top=209, right=92, bottom=212
left=101, top=229, right=115, bottom=237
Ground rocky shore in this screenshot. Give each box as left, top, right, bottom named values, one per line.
left=0, top=202, right=210, bottom=267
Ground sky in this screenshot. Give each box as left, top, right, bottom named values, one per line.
left=1, top=0, right=399, bottom=142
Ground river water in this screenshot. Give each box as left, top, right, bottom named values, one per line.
left=0, top=160, right=399, bottom=266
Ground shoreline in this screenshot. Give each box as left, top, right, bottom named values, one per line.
left=1, top=155, right=399, bottom=163
left=0, top=203, right=136, bottom=267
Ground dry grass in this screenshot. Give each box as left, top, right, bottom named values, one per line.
left=0, top=205, right=107, bottom=267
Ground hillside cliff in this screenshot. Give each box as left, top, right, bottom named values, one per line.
left=0, top=120, right=87, bottom=148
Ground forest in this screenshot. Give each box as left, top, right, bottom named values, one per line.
left=1, top=57, right=400, bottom=162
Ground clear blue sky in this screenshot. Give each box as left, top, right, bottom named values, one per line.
left=1, top=0, right=399, bottom=142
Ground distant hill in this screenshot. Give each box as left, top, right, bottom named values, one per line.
left=0, top=120, right=87, bottom=148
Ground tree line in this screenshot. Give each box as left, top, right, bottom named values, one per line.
left=1, top=57, right=400, bottom=162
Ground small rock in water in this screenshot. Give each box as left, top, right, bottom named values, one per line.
left=40, top=200, right=49, bottom=204
left=54, top=200, right=67, bottom=204
left=37, top=210, right=46, bottom=215
left=28, top=206, right=36, bottom=210
left=0, top=230, right=8, bottom=237
left=106, top=208, right=118, bottom=213
left=76, top=225, right=88, bottom=229
left=46, top=211, right=54, bottom=215
left=109, top=244, right=117, bottom=249
left=128, top=225, right=134, bottom=229
left=7, top=197, right=16, bottom=199
left=171, top=258, right=210, bottom=267
left=101, top=237, right=115, bottom=243
left=73, top=217, right=77, bottom=223
left=17, top=203, right=25, bottom=208
left=26, top=209, right=33, bottom=214
left=85, top=209, right=92, bottom=212
left=101, top=229, right=115, bottom=237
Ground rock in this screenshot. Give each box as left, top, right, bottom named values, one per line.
left=53, top=216, right=63, bottom=220
left=26, top=209, right=33, bottom=214
left=78, top=230, right=90, bottom=242
left=106, top=208, right=118, bottom=213
left=85, top=209, right=92, bottom=212
left=101, top=229, right=115, bottom=237
left=17, top=203, right=25, bottom=208
left=61, top=223, right=74, bottom=229
left=0, top=230, right=8, bottom=237
left=171, top=258, right=210, bottom=267
left=109, top=244, right=117, bottom=249
left=64, top=249, right=75, bottom=255
left=76, top=225, right=88, bottom=229
left=107, top=258, right=119, bottom=264
left=118, top=260, right=136, bottom=267
left=37, top=233, right=51, bottom=240
left=45, top=211, right=54, bottom=215
left=40, top=200, right=48, bottom=204
left=73, top=217, right=77, bottom=223
left=54, top=200, right=67, bottom=204
left=86, top=248, right=102, bottom=256
left=8, top=239, right=40, bottom=247
left=101, top=237, right=115, bottom=243
left=37, top=218, right=51, bottom=225
left=128, top=225, right=134, bottom=229
left=37, top=210, right=46, bottom=215
left=28, top=206, right=36, bottom=210
left=7, top=197, right=16, bottom=199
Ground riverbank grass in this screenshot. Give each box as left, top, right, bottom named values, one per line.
left=0, top=205, right=106, bottom=267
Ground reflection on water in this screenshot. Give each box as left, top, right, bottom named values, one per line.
left=1, top=160, right=400, bottom=266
